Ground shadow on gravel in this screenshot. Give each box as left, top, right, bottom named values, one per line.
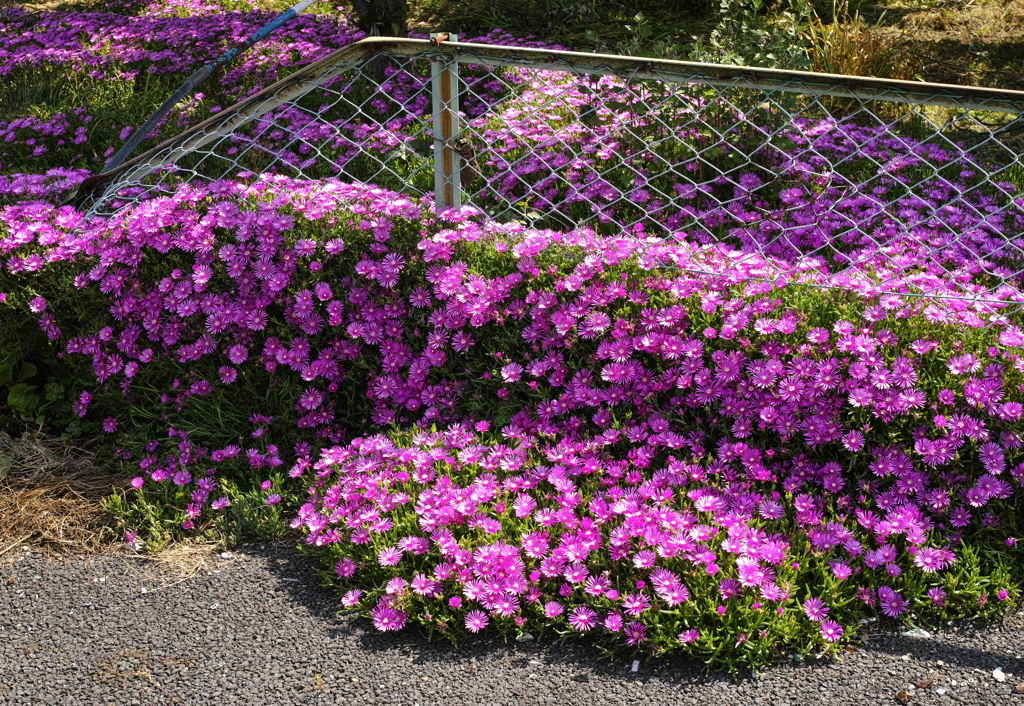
left=259, top=541, right=1024, bottom=692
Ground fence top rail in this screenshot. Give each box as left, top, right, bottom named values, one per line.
left=77, top=36, right=1024, bottom=203
left=399, top=39, right=1024, bottom=115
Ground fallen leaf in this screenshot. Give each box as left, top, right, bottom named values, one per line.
left=916, top=679, right=934, bottom=689
left=895, top=689, right=913, bottom=703
left=6, top=576, right=14, bottom=584
left=1015, top=683, right=1024, bottom=693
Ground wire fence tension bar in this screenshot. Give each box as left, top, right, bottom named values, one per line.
left=430, top=32, right=461, bottom=211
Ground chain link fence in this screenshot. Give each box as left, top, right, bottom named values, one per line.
left=82, top=37, right=1024, bottom=325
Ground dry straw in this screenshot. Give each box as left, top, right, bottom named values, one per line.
left=0, top=431, right=127, bottom=558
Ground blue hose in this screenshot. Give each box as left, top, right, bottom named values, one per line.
left=100, top=0, right=318, bottom=175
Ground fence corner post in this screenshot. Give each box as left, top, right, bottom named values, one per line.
left=431, top=32, right=460, bottom=212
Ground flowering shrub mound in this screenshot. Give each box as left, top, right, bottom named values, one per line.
left=1, top=171, right=1022, bottom=668
left=2, top=0, right=1023, bottom=667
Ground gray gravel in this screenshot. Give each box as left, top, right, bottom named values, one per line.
left=2, top=542, right=1023, bottom=706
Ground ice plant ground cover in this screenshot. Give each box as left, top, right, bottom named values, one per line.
left=2, top=0, right=1024, bottom=674
left=2, top=170, right=1023, bottom=669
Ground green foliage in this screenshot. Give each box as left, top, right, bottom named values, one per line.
left=690, top=0, right=813, bottom=69
left=587, top=13, right=691, bottom=61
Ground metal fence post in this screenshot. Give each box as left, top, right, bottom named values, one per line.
left=431, top=33, right=460, bottom=211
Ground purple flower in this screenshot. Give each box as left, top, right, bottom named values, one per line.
left=878, top=587, right=908, bottom=617
left=335, top=558, right=356, bottom=578
left=378, top=546, right=403, bottom=566
left=501, top=363, right=523, bottom=383
left=603, top=612, right=623, bottom=632
left=385, top=577, right=408, bottom=595
left=265, top=494, right=281, bottom=506
left=544, top=601, right=564, bottom=619
left=820, top=620, right=843, bottom=642
left=802, top=597, right=829, bottom=622
left=465, top=610, right=489, bottom=633
left=679, top=629, right=699, bottom=644
left=370, top=602, right=406, bottom=631
left=830, top=562, right=852, bottom=580
left=624, top=621, right=647, bottom=645
left=298, top=388, right=324, bottom=411
left=856, top=587, right=877, bottom=607
left=568, top=607, right=597, bottom=631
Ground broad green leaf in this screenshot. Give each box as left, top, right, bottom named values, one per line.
left=17, top=363, right=37, bottom=383
left=7, top=383, right=39, bottom=412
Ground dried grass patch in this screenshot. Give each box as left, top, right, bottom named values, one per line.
left=0, top=431, right=129, bottom=559
left=129, top=537, right=224, bottom=580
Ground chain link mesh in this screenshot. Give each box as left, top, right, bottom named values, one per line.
left=84, top=39, right=1024, bottom=326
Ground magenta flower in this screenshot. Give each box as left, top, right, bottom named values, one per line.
left=603, top=612, right=623, bottom=632
left=820, top=620, right=843, bottom=642
left=679, top=629, right=699, bottom=644
left=219, top=366, right=237, bottom=384
left=802, top=597, right=829, bottom=622
left=543, top=601, right=564, bottom=619
left=878, top=587, right=908, bottom=617
left=335, top=558, right=356, bottom=578
left=568, top=606, right=597, bottom=631
left=298, top=388, right=324, bottom=411
left=385, top=577, right=408, bottom=595
left=377, top=546, right=403, bottom=566
left=830, top=562, right=852, bottom=580
left=465, top=610, right=489, bottom=633
left=624, top=621, right=647, bottom=645
left=500, top=363, right=523, bottom=383
left=370, top=603, right=407, bottom=631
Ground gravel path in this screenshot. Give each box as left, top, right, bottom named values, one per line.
left=2, top=542, right=1023, bottom=706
